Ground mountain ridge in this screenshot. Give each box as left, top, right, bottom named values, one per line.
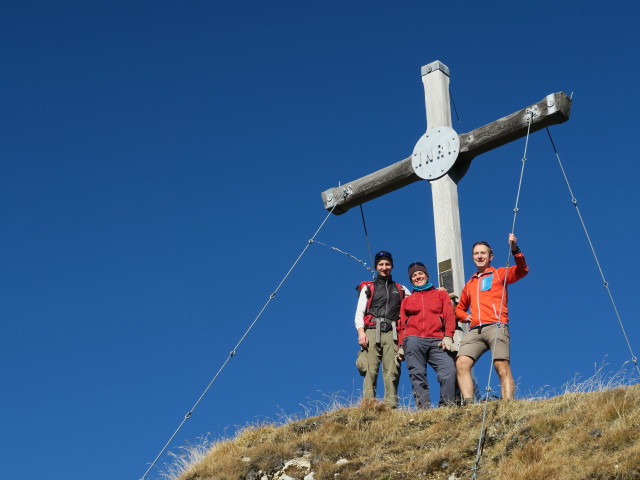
left=170, top=384, right=640, bottom=480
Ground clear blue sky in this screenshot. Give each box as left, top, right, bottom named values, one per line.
left=2, top=1, right=638, bottom=479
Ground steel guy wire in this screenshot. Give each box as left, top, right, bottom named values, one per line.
left=139, top=188, right=351, bottom=480
left=359, top=204, right=376, bottom=279
left=471, top=113, right=533, bottom=480
left=449, top=87, right=461, bottom=124
left=310, top=239, right=375, bottom=275
left=545, top=127, right=639, bottom=377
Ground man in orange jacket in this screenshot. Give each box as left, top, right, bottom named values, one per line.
left=455, top=233, right=528, bottom=402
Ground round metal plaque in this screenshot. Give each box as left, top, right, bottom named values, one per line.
left=411, top=126, right=460, bottom=180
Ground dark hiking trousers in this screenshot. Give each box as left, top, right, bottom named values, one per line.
left=404, top=336, right=456, bottom=409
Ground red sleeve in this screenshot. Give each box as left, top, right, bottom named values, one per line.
left=397, top=296, right=409, bottom=345
left=506, top=252, right=529, bottom=284
left=455, top=285, right=470, bottom=322
left=441, top=291, right=456, bottom=337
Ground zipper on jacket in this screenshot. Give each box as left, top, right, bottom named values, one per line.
left=384, top=280, right=389, bottom=320
left=420, top=291, right=426, bottom=336
left=475, top=276, right=481, bottom=326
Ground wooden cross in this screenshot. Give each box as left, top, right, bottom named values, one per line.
left=321, top=60, right=571, bottom=297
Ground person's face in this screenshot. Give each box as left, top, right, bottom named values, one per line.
left=376, top=259, right=392, bottom=277
left=411, top=270, right=428, bottom=286
left=472, top=244, right=493, bottom=270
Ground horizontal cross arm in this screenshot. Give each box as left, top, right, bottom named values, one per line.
left=321, top=92, right=571, bottom=215
left=321, top=156, right=414, bottom=215
left=455, top=92, right=572, bottom=175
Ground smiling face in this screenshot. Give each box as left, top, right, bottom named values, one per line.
left=411, top=270, right=428, bottom=286
left=376, top=259, right=393, bottom=278
left=472, top=243, right=494, bottom=272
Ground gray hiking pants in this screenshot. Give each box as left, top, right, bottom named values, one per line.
left=404, top=336, right=456, bottom=409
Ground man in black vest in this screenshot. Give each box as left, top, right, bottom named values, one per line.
left=354, top=251, right=410, bottom=408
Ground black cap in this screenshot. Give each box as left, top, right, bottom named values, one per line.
left=374, top=250, right=393, bottom=267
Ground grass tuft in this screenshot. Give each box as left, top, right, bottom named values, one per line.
left=158, top=435, right=213, bottom=480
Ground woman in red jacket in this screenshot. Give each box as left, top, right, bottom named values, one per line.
left=398, top=262, right=457, bottom=408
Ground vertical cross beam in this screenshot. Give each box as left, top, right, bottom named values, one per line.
left=421, top=61, right=465, bottom=297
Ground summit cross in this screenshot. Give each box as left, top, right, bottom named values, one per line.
left=320, top=60, right=571, bottom=297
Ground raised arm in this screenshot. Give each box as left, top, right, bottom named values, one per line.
left=506, top=233, right=528, bottom=283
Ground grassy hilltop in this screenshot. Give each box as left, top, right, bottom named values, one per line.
left=167, top=384, right=640, bottom=480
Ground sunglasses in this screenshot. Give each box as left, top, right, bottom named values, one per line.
left=375, top=251, right=393, bottom=260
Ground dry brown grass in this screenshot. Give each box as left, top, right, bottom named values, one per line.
left=171, top=384, right=640, bottom=480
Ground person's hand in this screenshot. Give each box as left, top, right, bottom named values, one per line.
left=509, top=233, right=522, bottom=255
left=440, top=336, right=453, bottom=351
left=358, top=330, right=369, bottom=348
left=395, top=347, right=405, bottom=367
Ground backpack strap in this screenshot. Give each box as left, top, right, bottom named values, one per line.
left=356, top=281, right=376, bottom=327
left=394, top=282, right=405, bottom=300
left=364, top=282, right=375, bottom=325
